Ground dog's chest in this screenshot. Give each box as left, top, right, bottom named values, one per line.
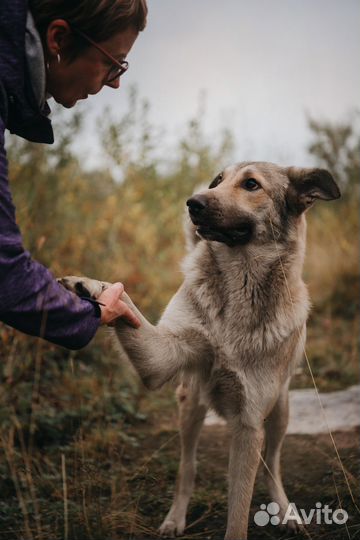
left=189, top=271, right=307, bottom=364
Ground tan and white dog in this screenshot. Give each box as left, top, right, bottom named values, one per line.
left=60, top=162, right=340, bottom=540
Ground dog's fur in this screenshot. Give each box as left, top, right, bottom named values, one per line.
left=60, top=161, right=340, bottom=540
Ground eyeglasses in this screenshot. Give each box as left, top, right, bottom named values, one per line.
left=69, top=24, right=129, bottom=83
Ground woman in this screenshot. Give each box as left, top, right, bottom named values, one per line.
left=0, top=0, right=146, bottom=349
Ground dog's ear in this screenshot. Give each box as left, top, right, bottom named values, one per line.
left=286, top=167, right=341, bottom=214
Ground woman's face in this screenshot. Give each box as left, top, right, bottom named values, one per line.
left=46, top=22, right=139, bottom=108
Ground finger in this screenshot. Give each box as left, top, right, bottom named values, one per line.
left=112, top=282, right=125, bottom=296
left=118, top=302, right=141, bottom=328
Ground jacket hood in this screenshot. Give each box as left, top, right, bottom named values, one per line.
left=0, top=0, right=54, bottom=143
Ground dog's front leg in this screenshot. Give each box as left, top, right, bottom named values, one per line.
left=59, top=276, right=212, bottom=390
left=225, top=423, right=264, bottom=540
left=159, top=378, right=208, bottom=537
left=114, top=292, right=212, bottom=390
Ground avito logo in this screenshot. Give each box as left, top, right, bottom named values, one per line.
left=254, top=502, right=348, bottom=527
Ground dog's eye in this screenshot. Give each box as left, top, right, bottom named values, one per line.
left=243, top=178, right=260, bottom=191
left=209, top=173, right=223, bottom=189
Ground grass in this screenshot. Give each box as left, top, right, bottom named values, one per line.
left=0, top=382, right=359, bottom=539
left=1, top=192, right=359, bottom=538
left=1, top=113, right=359, bottom=538
left=291, top=196, right=360, bottom=391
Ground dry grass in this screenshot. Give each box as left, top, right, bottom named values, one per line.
left=306, top=197, right=359, bottom=309
left=1, top=107, right=359, bottom=538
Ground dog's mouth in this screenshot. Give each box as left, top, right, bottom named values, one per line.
left=195, top=223, right=253, bottom=246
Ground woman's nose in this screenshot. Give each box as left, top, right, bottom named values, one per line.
left=105, top=77, right=120, bottom=89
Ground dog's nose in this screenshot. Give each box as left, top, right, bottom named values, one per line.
left=186, top=195, right=208, bottom=215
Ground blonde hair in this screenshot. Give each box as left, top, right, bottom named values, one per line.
left=29, top=0, right=147, bottom=58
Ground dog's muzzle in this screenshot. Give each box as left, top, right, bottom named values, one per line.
left=186, top=195, right=253, bottom=247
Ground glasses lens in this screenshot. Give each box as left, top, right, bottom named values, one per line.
left=107, top=67, right=122, bottom=82
left=107, top=62, right=128, bottom=83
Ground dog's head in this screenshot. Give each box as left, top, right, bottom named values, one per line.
left=186, top=162, right=340, bottom=247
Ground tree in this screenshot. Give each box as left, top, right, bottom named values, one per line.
left=308, top=114, right=360, bottom=198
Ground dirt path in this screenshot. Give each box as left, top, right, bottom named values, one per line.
left=125, top=415, right=359, bottom=540
left=196, top=426, right=359, bottom=540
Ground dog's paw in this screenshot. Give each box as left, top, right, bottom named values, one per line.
left=159, top=517, right=185, bottom=537
left=280, top=518, right=306, bottom=535
left=58, top=276, right=106, bottom=300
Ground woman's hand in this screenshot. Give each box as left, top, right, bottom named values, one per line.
left=97, top=282, right=141, bottom=328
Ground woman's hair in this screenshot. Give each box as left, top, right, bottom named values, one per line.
left=29, top=0, right=147, bottom=58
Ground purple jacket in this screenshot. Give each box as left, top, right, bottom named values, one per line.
left=0, top=0, right=101, bottom=349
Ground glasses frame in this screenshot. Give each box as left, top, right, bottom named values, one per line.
left=68, top=23, right=129, bottom=83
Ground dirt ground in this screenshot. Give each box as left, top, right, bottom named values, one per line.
left=121, top=414, right=360, bottom=540
left=1, top=382, right=358, bottom=540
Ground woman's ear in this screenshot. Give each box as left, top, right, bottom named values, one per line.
left=46, top=19, right=72, bottom=59
left=286, top=167, right=341, bottom=214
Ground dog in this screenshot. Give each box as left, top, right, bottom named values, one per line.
left=60, top=161, right=340, bottom=540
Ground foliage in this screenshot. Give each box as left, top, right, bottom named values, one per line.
left=307, top=114, right=360, bottom=198
left=0, top=91, right=358, bottom=537
left=292, top=114, right=360, bottom=390
left=306, top=114, right=359, bottom=309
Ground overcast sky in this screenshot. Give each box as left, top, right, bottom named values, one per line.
left=68, top=0, right=360, bottom=170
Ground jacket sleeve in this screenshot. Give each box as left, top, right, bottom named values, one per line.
left=0, top=114, right=101, bottom=350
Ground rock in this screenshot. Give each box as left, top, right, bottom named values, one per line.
left=204, top=386, right=360, bottom=434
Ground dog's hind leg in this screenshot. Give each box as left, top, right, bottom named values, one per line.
left=159, top=379, right=207, bottom=537
left=264, top=381, right=302, bottom=532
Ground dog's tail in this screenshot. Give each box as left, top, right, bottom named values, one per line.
left=183, top=183, right=208, bottom=252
